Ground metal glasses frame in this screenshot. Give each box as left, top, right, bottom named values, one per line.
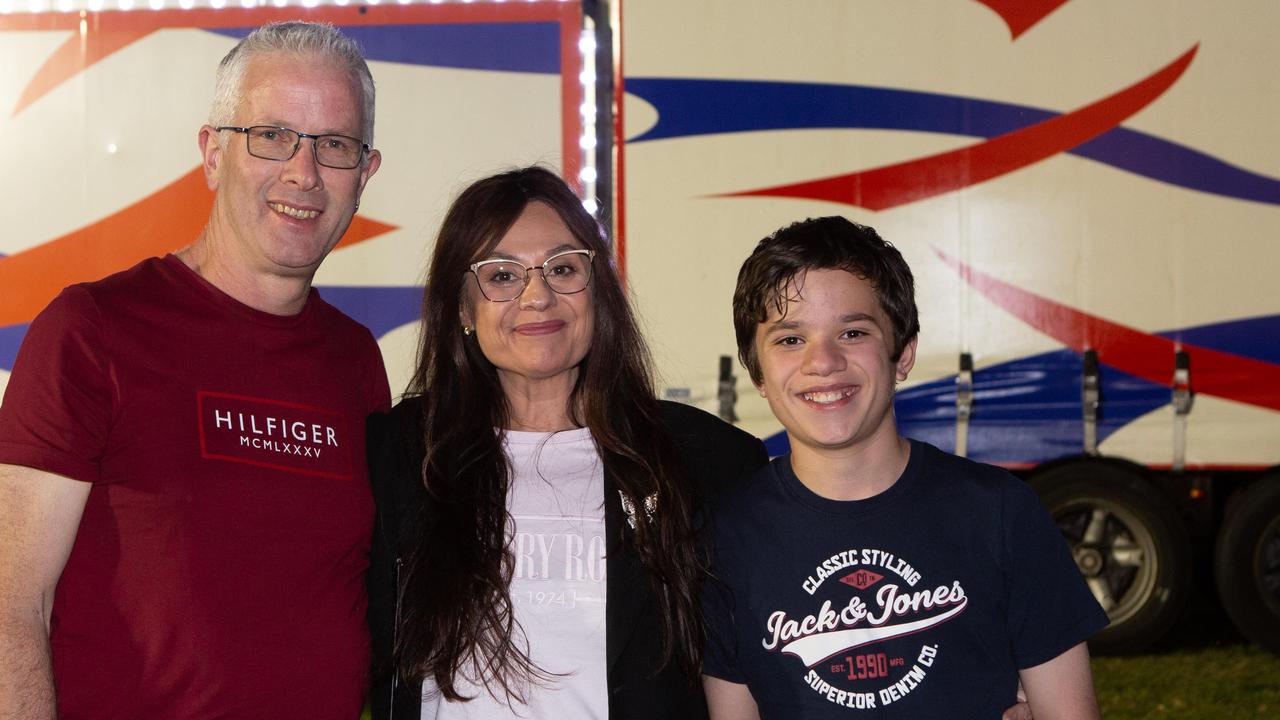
left=467, top=249, right=596, bottom=302
left=215, top=125, right=370, bottom=169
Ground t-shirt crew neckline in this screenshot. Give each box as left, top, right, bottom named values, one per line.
left=159, top=253, right=318, bottom=328
left=504, top=426, right=594, bottom=445
left=774, top=439, right=924, bottom=517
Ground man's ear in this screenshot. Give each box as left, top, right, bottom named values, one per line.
left=355, top=148, right=382, bottom=204
left=198, top=125, right=223, bottom=191
left=895, top=336, right=918, bottom=383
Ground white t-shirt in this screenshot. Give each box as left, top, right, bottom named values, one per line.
left=422, top=427, right=608, bottom=719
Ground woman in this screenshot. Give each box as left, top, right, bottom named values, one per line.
left=367, top=166, right=767, bottom=719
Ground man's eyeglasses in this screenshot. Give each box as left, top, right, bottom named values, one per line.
left=468, top=249, right=596, bottom=302
left=216, top=125, right=369, bottom=170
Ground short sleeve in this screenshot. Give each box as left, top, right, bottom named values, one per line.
left=1002, top=479, right=1110, bottom=668
left=0, top=286, right=115, bottom=483
left=701, top=526, right=747, bottom=683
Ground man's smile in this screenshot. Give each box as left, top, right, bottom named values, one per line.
left=270, top=202, right=321, bottom=219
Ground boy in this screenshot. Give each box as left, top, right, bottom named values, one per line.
left=702, top=217, right=1106, bottom=719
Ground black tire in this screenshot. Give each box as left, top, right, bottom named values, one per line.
left=1215, top=474, right=1280, bottom=654
left=1028, top=460, right=1192, bottom=654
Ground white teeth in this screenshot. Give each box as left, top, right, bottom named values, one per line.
left=802, top=388, right=853, bottom=404
left=271, top=203, right=319, bottom=219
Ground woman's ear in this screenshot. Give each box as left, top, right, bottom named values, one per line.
left=459, top=304, right=474, bottom=335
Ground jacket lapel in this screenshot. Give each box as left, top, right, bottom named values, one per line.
left=604, top=475, right=648, bottom=673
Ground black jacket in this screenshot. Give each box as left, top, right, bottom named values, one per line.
left=366, top=398, right=767, bottom=720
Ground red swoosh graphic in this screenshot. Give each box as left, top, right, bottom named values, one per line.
left=727, top=45, right=1198, bottom=211
left=0, top=167, right=397, bottom=327
left=935, top=247, right=1280, bottom=412
left=974, top=0, right=1071, bottom=40
left=13, top=27, right=157, bottom=117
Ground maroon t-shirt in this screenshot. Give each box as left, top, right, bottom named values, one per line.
left=0, top=255, right=391, bottom=719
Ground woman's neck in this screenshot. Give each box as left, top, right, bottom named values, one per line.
left=499, top=370, right=581, bottom=432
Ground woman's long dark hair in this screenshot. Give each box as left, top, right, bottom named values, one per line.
left=397, top=166, right=701, bottom=702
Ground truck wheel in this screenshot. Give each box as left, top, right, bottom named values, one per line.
left=1215, top=474, right=1280, bottom=653
left=1028, top=460, right=1191, bottom=654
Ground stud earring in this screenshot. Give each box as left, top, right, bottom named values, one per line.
left=462, top=325, right=474, bottom=336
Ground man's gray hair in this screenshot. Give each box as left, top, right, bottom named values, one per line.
left=208, top=21, right=376, bottom=145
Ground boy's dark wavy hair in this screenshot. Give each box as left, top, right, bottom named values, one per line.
left=733, top=216, right=919, bottom=385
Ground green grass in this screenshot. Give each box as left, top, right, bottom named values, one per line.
left=1093, top=642, right=1279, bottom=719
left=357, top=650, right=1277, bottom=720
left=359, top=616, right=1276, bottom=719
left=1082, top=579, right=1280, bottom=719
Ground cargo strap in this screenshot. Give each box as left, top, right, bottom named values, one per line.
left=955, top=353, right=974, bottom=458
left=1172, top=350, right=1193, bottom=472
left=717, top=355, right=738, bottom=424
left=1082, top=350, right=1100, bottom=455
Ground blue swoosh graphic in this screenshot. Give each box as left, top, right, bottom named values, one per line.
left=765, top=313, right=1280, bottom=462
left=892, top=349, right=1170, bottom=463
left=625, top=78, right=1280, bottom=206
left=209, top=22, right=560, bottom=74
left=0, top=323, right=28, bottom=373
left=753, top=346, right=1167, bottom=461
left=1160, top=313, right=1280, bottom=364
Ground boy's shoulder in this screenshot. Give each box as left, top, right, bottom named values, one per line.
left=707, top=455, right=787, bottom=514
left=909, top=439, right=1027, bottom=500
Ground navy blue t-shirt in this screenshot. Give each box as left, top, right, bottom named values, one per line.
left=703, top=441, right=1107, bottom=718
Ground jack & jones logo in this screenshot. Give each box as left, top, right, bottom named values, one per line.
left=762, top=548, right=966, bottom=711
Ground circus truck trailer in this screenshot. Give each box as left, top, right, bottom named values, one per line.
left=2, top=0, right=1277, bottom=657
left=616, top=1, right=1280, bottom=653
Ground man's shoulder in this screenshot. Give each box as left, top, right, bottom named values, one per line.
left=308, top=291, right=380, bottom=344
left=60, top=256, right=174, bottom=307
left=82, top=254, right=173, bottom=291
left=25, top=256, right=171, bottom=333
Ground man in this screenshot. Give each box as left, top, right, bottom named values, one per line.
left=0, top=22, right=387, bottom=719
left=702, top=217, right=1107, bottom=719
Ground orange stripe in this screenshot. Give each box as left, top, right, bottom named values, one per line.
left=13, top=26, right=157, bottom=117
left=0, top=166, right=397, bottom=327
left=6, top=3, right=579, bottom=114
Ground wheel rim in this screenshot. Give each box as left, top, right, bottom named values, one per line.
left=1052, top=497, right=1160, bottom=627
left=1254, top=514, right=1280, bottom=618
